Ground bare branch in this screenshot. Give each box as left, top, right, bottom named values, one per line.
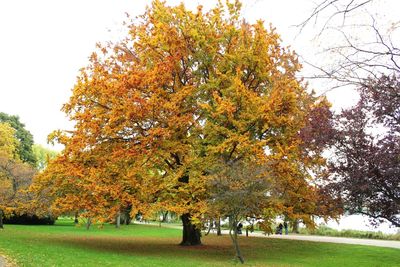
left=297, top=0, right=372, bottom=35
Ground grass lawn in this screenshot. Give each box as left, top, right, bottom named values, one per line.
left=0, top=219, right=399, bottom=266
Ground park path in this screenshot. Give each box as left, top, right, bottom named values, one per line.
left=0, top=255, right=7, bottom=267
left=217, top=229, right=400, bottom=249
left=0, top=254, right=14, bottom=267
left=244, top=231, right=400, bottom=249
left=145, top=222, right=400, bottom=249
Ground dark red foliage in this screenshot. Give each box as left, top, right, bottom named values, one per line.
left=299, top=101, right=336, bottom=154
left=330, top=75, right=400, bottom=227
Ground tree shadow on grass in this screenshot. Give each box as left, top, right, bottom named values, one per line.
left=47, top=235, right=255, bottom=263
left=43, top=236, right=278, bottom=265
left=49, top=232, right=362, bottom=266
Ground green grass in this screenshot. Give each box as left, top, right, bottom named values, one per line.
left=0, top=219, right=399, bottom=266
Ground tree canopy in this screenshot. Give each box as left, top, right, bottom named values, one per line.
left=0, top=122, right=19, bottom=160
left=0, top=122, right=37, bottom=228
left=298, top=0, right=399, bottom=227
left=330, top=75, right=400, bottom=227
left=32, top=144, right=58, bottom=171
left=32, top=0, right=341, bottom=249
left=0, top=112, right=36, bottom=166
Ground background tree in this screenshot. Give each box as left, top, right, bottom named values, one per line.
left=32, top=144, right=58, bottom=171
left=298, top=0, right=399, bottom=88
left=0, top=157, right=37, bottom=224
left=32, top=0, right=341, bottom=247
left=0, top=122, right=37, bottom=228
left=208, top=161, right=272, bottom=264
left=299, top=0, right=399, bottom=227
left=0, top=122, right=19, bottom=160
left=0, top=112, right=36, bottom=166
left=0, top=122, right=19, bottom=228
left=330, top=76, right=400, bottom=227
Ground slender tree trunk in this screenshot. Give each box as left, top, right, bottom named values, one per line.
left=0, top=209, right=4, bottom=229
left=229, top=219, right=244, bottom=264
left=161, top=211, right=169, bottom=222
left=180, top=213, right=202, bottom=246
left=115, top=212, right=121, bottom=228
left=125, top=212, right=131, bottom=225
left=292, top=219, right=299, bottom=234
left=205, top=219, right=212, bottom=236
left=121, top=210, right=131, bottom=225
left=74, top=212, right=79, bottom=224
left=124, top=205, right=132, bottom=225
left=216, top=217, right=221, bottom=236
left=86, top=217, right=92, bottom=230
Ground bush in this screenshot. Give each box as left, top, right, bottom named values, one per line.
left=3, top=213, right=55, bottom=225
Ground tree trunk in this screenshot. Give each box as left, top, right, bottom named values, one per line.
left=216, top=217, right=222, bottom=236
left=161, top=211, right=169, bottom=223
left=115, top=212, right=121, bottom=228
left=123, top=205, right=132, bottom=225
left=229, top=219, right=244, bottom=264
left=86, top=217, right=92, bottom=230
left=205, top=219, right=212, bottom=236
left=74, top=212, right=79, bottom=224
left=180, top=213, right=202, bottom=246
left=125, top=213, right=131, bottom=225
left=292, top=219, right=299, bottom=234
left=0, top=209, right=3, bottom=229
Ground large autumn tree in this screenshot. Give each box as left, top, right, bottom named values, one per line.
left=33, top=0, right=340, bottom=246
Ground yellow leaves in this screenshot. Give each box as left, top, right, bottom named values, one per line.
left=0, top=122, right=19, bottom=160
left=28, top=0, right=339, bottom=227
left=212, top=91, right=236, bottom=119
left=0, top=155, right=37, bottom=217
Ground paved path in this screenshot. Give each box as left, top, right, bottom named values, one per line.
left=0, top=255, right=6, bottom=267
left=245, top=231, right=400, bottom=249
left=141, top=222, right=400, bottom=249
left=0, top=254, right=14, bottom=267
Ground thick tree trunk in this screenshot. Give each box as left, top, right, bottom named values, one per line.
left=0, top=209, right=3, bottom=229
left=180, top=213, right=202, bottom=246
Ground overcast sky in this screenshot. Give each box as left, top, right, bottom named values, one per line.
left=0, top=0, right=396, bottom=149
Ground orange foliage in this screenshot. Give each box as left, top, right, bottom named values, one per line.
left=32, top=0, right=341, bottom=228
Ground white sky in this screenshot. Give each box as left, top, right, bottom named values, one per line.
left=0, top=0, right=397, bottom=149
